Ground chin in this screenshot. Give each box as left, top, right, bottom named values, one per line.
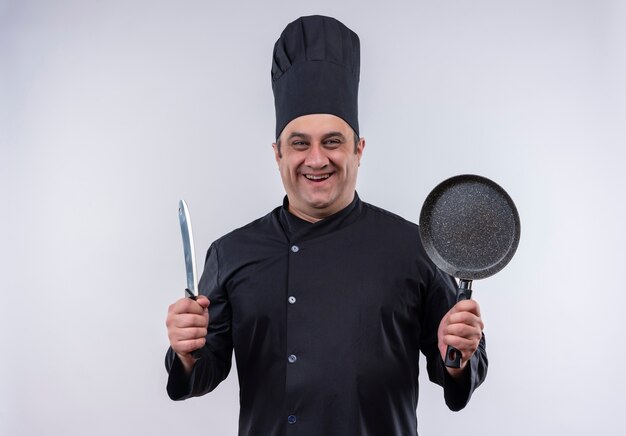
left=306, top=200, right=333, bottom=211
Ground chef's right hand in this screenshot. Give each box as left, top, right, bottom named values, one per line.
left=166, top=295, right=210, bottom=373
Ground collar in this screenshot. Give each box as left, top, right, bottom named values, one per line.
left=278, top=192, right=363, bottom=242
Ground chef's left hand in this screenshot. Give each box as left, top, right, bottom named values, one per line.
left=438, top=299, right=484, bottom=377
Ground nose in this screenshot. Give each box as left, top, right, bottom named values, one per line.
left=304, top=143, right=329, bottom=169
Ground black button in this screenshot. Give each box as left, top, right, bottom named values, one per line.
left=287, top=415, right=297, bottom=424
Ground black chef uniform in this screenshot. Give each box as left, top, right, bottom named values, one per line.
left=166, top=194, right=488, bottom=436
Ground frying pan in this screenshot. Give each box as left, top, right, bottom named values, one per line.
left=419, top=174, right=520, bottom=368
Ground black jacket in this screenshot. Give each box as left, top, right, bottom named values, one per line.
left=166, top=194, right=487, bottom=436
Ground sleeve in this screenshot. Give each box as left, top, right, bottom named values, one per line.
left=165, top=242, right=234, bottom=400
left=420, top=267, right=488, bottom=411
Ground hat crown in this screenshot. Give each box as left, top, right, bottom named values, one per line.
left=272, top=15, right=360, bottom=83
left=271, top=15, right=361, bottom=139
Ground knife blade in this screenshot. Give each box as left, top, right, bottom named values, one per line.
left=178, top=199, right=198, bottom=300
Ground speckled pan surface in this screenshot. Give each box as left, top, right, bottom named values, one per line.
left=419, top=174, right=521, bottom=280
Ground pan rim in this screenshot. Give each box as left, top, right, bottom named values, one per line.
left=419, top=174, right=521, bottom=280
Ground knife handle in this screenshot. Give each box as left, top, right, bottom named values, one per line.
left=185, top=288, right=197, bottom=300
left=184, top=288, right=204, bottom=359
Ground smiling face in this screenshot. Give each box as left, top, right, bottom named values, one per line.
left=273, top=114, right=365, bottom=222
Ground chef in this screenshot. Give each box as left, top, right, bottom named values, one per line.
left=165, top=15, right=487, bottom=436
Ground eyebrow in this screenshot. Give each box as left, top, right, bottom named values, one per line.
left=287, top=131, right=346, bottom=141
left=321, top=131, right=346, bottom=141
left=287, top=132, right=311, bottom=141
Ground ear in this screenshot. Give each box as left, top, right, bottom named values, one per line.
left=272, top=142, right=281, bottom=164
left=356, top=137, right=366, bottom=166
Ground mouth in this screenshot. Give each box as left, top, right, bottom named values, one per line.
left=303, top=173, right=332, bottom=183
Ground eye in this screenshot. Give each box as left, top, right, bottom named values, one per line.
left=290, top=140, right=308, bottom=150
left=323, top=138, right=342, bottom=148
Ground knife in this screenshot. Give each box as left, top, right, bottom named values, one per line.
left=178, top=199, right=198, bottom=300
left=178, top=199, right=205, bottom=360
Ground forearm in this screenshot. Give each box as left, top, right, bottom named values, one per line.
left=164, top=346, right=231, bottom=400
left=442, top=333, right=488, bottom=411
left=177, top=352, right=197, bottom=375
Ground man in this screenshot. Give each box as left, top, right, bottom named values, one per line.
left=165, top=15, right=487, bottom=435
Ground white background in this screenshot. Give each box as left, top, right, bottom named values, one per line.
left=2, top=0, right=625, bottom=434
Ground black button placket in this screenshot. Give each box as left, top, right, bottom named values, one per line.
left=286, top=242, right=302, bottom=430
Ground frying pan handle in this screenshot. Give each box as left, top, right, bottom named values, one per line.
left=444, top=279, right=473, bottom=368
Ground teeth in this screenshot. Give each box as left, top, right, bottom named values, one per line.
left=305, top=174, right=330, bottom=180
